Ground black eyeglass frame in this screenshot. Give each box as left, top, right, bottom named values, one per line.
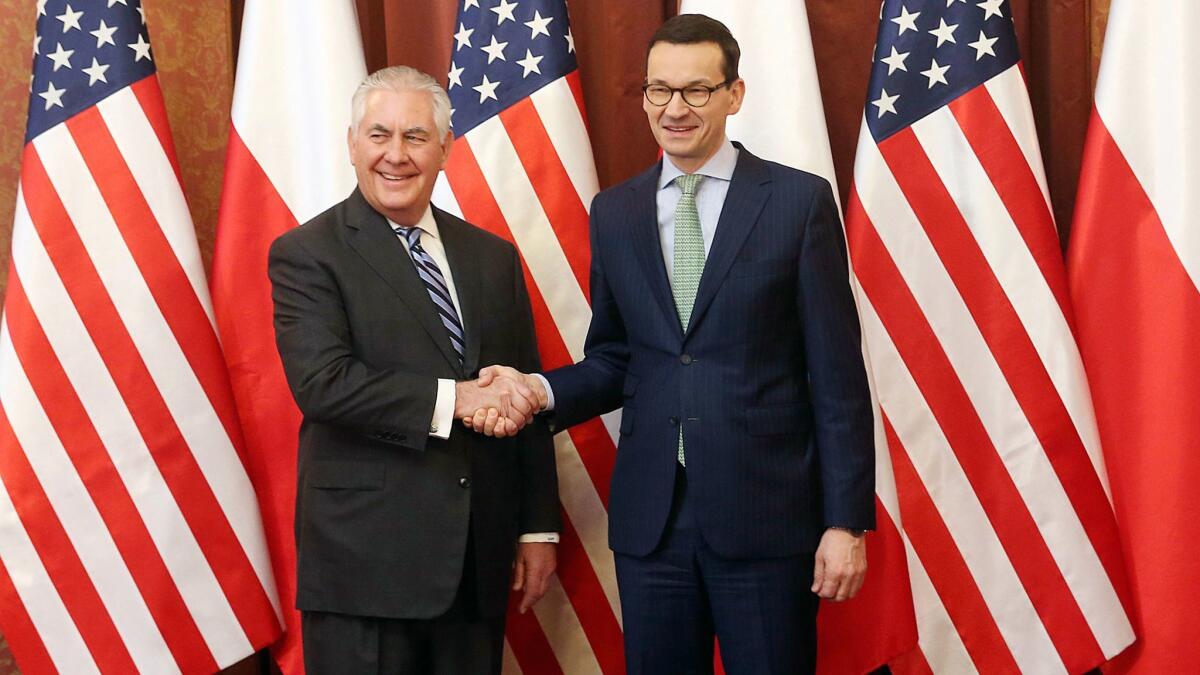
left=641, top=80, right=732, bottom=107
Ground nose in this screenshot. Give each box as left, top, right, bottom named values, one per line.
left=383, top=135, right=410, bottom=165
left=664, top=90, right=691, bottom=118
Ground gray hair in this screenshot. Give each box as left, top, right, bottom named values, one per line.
left=350, top=65, right=452, bottom=141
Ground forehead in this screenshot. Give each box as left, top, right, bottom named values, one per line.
left=360, top=88, right=436, bottom=126
left=646, top=41, right=725, bottom=83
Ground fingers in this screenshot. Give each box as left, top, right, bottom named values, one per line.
left=477, top=366, right=497, bottom=386
left=512, top=556, right=526, bottom=592
left=811, top=553, right=827, bottom=595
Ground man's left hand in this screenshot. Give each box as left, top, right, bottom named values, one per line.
left=811, top=528, right=867, bottom=601
left=512, top=542, right=556, bottom=613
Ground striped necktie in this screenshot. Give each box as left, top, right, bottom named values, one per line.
left=394, top=225, right=465, bottom=364
left=672, top=172, right=704, bottom=466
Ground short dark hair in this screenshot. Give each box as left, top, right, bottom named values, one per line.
left=647, top=14, right=740, bottom=83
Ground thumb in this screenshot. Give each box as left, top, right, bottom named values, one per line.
left=477, top=366, right=497, bottom=386
left=811, top=552, right=826, bottom=593
left=512, top=555, right=526, bottom=591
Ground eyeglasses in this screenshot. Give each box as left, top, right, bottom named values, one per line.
left=641, top=81, right=731, bottom=107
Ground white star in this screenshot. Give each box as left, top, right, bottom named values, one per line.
left=891, top=6, right=920, bottom=35
left=46, top=42, right=74, bottom=71
left=921, top=58, right=950, bottom=88
left=517, top=49, right=543, bottom=77
left=464, top=0, right=479, bottom=8
left=968, top=30, right=999, bottom=59
left=490, top=0, right=518, bottom=25
left=880, top=46, right=909, bottom=75
left=56, top=5, right=83, bottom=33
left=524, top=10, right=553, bottom=39
left=480, top=35, right=508, bottom=63
left=929, top=18, right=958, bottom=47
left=107, top=0, right=128, bottom=6
left=565, top=28, right=575, bottom=53
left=90, top=20, right=118, bottom=48
left=136, top=6, right=145, bottom=24
left=872, top=88, right=899, bottom=118
left=36, top=0, right=46, bottom=16
left=83, top=57, right=109, bottom=86
left=32, top=35, right=41, bottom=56
left=473, top=74, right=500, bottom=103
left=39, top=81, right=65, bottom=110
left=947, top=0, right=964, bottom=5
left=128, top=33, right=152, bottom=61
left=448, top=61, right=464, bottom=89
left=454, top=23, right=474, bottom=51
left=978, top=0, right=1004, bottom=20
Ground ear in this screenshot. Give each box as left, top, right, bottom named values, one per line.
left=346, top=125, right=356, bottom=165
left=727, top=78, right=746, bottom=115
left=439, top=131, right=454, bottom=167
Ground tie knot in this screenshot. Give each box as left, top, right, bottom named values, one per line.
left=676, top=173, right=702, bottom=197
left=394, top=226, right=422, bottom=248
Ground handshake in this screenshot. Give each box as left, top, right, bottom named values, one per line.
left=453, top=366, right=546, bottom=438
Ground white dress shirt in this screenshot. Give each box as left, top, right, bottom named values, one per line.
left=393, top=206, right=558, bottom=544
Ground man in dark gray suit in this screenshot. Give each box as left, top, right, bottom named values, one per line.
left=268, top=66, right=560, bottom=675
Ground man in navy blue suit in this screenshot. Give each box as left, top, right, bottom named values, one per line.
left=468, top=14, right=875, bottom=674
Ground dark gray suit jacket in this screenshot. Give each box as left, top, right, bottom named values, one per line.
left=268, top=189, right=559, bottom=620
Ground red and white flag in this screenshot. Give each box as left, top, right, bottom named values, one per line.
left=845, top=1, right=1134, bottom=672
left=1068, top=2, right=1200, bottom=672
left=0, top=0, right=281, bottom=672
left=211, top=1, right=365, bottom=672
left=676, top=1, right=918, bottom=672
left=435, top=1, right=624, bottom=672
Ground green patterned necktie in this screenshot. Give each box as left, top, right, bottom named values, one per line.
left=672, top=172, right=704, bottom=466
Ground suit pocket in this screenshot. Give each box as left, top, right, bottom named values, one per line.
left=746, top=404, right=809, bottom=436
left=307, top=461, right=385, bottom=490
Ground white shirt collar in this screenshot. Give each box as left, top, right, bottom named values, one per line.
left=658, top=138, right=739, bottom=190
left=387, top=206, right=439, bottom=239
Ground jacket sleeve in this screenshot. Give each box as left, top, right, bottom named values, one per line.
left=268, top=231, right=439, bottom=450
left=509, top=246, right=563, bottom=534
left=542, top=196, right=629, bottom=430
left=798, top=179, right=877, bottom=530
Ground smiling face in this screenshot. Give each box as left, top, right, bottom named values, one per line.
left=644, top=41, right=744, bottom=174
left=348, top=88, right=452, bottom=225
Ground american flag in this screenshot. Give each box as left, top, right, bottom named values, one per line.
left=844, top=1, right=1135, bottom=672
left=1068, top=2, right=1200, bottom=671
left=431, top=0, right=621, bottom=672
left=0, top=0, right=282, bottom=673
left=211, top=0, right=365, bottom=672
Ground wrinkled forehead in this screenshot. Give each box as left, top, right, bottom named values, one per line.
left=645, top=41, right=726, bottom=84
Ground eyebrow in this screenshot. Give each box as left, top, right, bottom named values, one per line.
left=402, top=126, right=432, bottom=136
left=645, top=78, right=716, bottom=87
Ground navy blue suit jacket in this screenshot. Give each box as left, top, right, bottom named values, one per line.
left=544, top=145, right=875, bottom=559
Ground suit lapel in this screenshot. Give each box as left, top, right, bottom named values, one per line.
left=344, top=191, right=465, bottom=374
left=436, top=208, right=481, bottom=375
left=686, top=149, right=771, bottom=337
left=627, top=163, right=685, bottom=341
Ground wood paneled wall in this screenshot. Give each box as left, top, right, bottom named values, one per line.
left=0, top=1, right=1109, bottom=672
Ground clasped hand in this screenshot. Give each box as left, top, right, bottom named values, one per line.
left=456, top=366, right=547, bottom=437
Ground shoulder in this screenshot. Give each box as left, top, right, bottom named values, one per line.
left=434, top=206, right=518, bottom=258
left=742, top=150, right=834, bottom=198
left=270, top=194, right=352, bottom=258
left=591, top=162, right=660, bottom=215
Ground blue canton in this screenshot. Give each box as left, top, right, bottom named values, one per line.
left=867, top=0, right=1020, bottom=142
left=446, top=0, right=577, bottom=138
left=27, top=0, right=155, bottom=143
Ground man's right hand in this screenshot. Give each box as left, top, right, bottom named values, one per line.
left=454, top=375, right=540, bottom=438
left=461, top=366, right=548, bottom=437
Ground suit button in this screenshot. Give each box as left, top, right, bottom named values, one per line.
left=680, top=354, right=693, bottom=365
left=459, top=477, right=471, bottom=489
left=669, top=416, right=679, bottom=425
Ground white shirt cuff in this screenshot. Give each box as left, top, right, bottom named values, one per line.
left=519, top=532, right=560, bottom=543
left=430, top=378, right=455, bottom=439
left=532, top=373, right=555, bottom=411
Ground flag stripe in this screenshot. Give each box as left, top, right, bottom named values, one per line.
left=3, top=272, right=218, bottom=671
left=981, top=68, right=1052, bottom=218
left=18, top=145, right=274, bottom=652
left=0, top=396, right=143, bottom=673
left=552, top=433, right=620, bottom=618
left=0, top=555, right=57, bottom=675
left=947, top=84, right=1070, bottom=320
left=882, top=122, right=1128, bottom=661
left=505, top=602, right=566, bottom=675
left=846, top=188, right=1065, bottom=671
left=130, top=77, right=186, bottom=188
left=882, top=414, right=1019, bottom=674
left=11, top=186, right=256, bottom=666
left=529, top=74, right=600, bottom=212
left=498, top=98, right=591, bottom=299
left=530, top=576, right=604, bottom=674
left=554, top=502, right=624, bottom=673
